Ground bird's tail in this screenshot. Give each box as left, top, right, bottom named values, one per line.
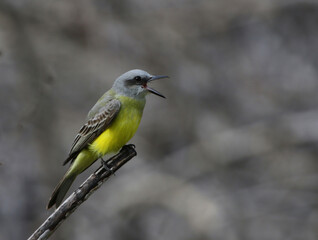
left=47, top=171, right=77, bottom=209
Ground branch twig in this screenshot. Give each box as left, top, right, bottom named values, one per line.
left=28, top=144, right=137, bottom=240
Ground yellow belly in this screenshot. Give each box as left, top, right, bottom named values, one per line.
left=89, top=96, right=145, bottom=156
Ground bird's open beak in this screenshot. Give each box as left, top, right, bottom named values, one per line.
left=145, top=75, right=169, bottom=98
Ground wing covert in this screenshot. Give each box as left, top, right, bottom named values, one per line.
left=63, top=98, right=121, bottom=165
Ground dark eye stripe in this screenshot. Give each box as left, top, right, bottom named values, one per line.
left=125, top=76, right=147, bottom=86
left=134, top=76, right=142, bottom=82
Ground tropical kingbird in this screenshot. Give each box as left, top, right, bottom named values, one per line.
left=47, top=69, right=168, bottom=209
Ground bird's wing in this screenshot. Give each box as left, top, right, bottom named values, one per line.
left=63, top=98, right=121, bottom=165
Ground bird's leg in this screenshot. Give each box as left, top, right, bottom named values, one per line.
left=100, top=157, right=116, bottom=176
left=100, top=144, right=135, bottom=174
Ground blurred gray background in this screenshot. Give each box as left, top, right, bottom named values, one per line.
left=1, top=0, right=318, bottom=239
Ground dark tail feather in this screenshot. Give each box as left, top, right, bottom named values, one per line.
left=47, top=173, right=76, bottom=209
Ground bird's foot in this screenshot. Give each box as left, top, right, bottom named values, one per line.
left=100, top=157, right=116, bottom=176
left=121, top=144, right=135, bottom=151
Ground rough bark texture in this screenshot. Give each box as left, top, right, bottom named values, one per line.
left=28, top=145, right=137, bottom=240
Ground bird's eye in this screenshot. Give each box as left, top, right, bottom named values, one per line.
left=134, top=76, right=142, bottom=83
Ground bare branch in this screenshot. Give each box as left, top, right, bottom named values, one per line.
left=28, top=144, right=137, bottom=240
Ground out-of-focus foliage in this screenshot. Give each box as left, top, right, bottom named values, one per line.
left=1, top=0, right=318, bottom=239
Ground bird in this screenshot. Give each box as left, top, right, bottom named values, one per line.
left=47, top=69, right=168, bottom=209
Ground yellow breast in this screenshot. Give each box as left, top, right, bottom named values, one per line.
left=89, top=96, right=145, bottom=156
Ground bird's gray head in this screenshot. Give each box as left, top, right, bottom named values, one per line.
left=112, top=69, right=168, bottom=99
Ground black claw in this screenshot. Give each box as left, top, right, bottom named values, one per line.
left=101, top=158, right=116, bottom=176
left=122, top=144, right=135, bottom=151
